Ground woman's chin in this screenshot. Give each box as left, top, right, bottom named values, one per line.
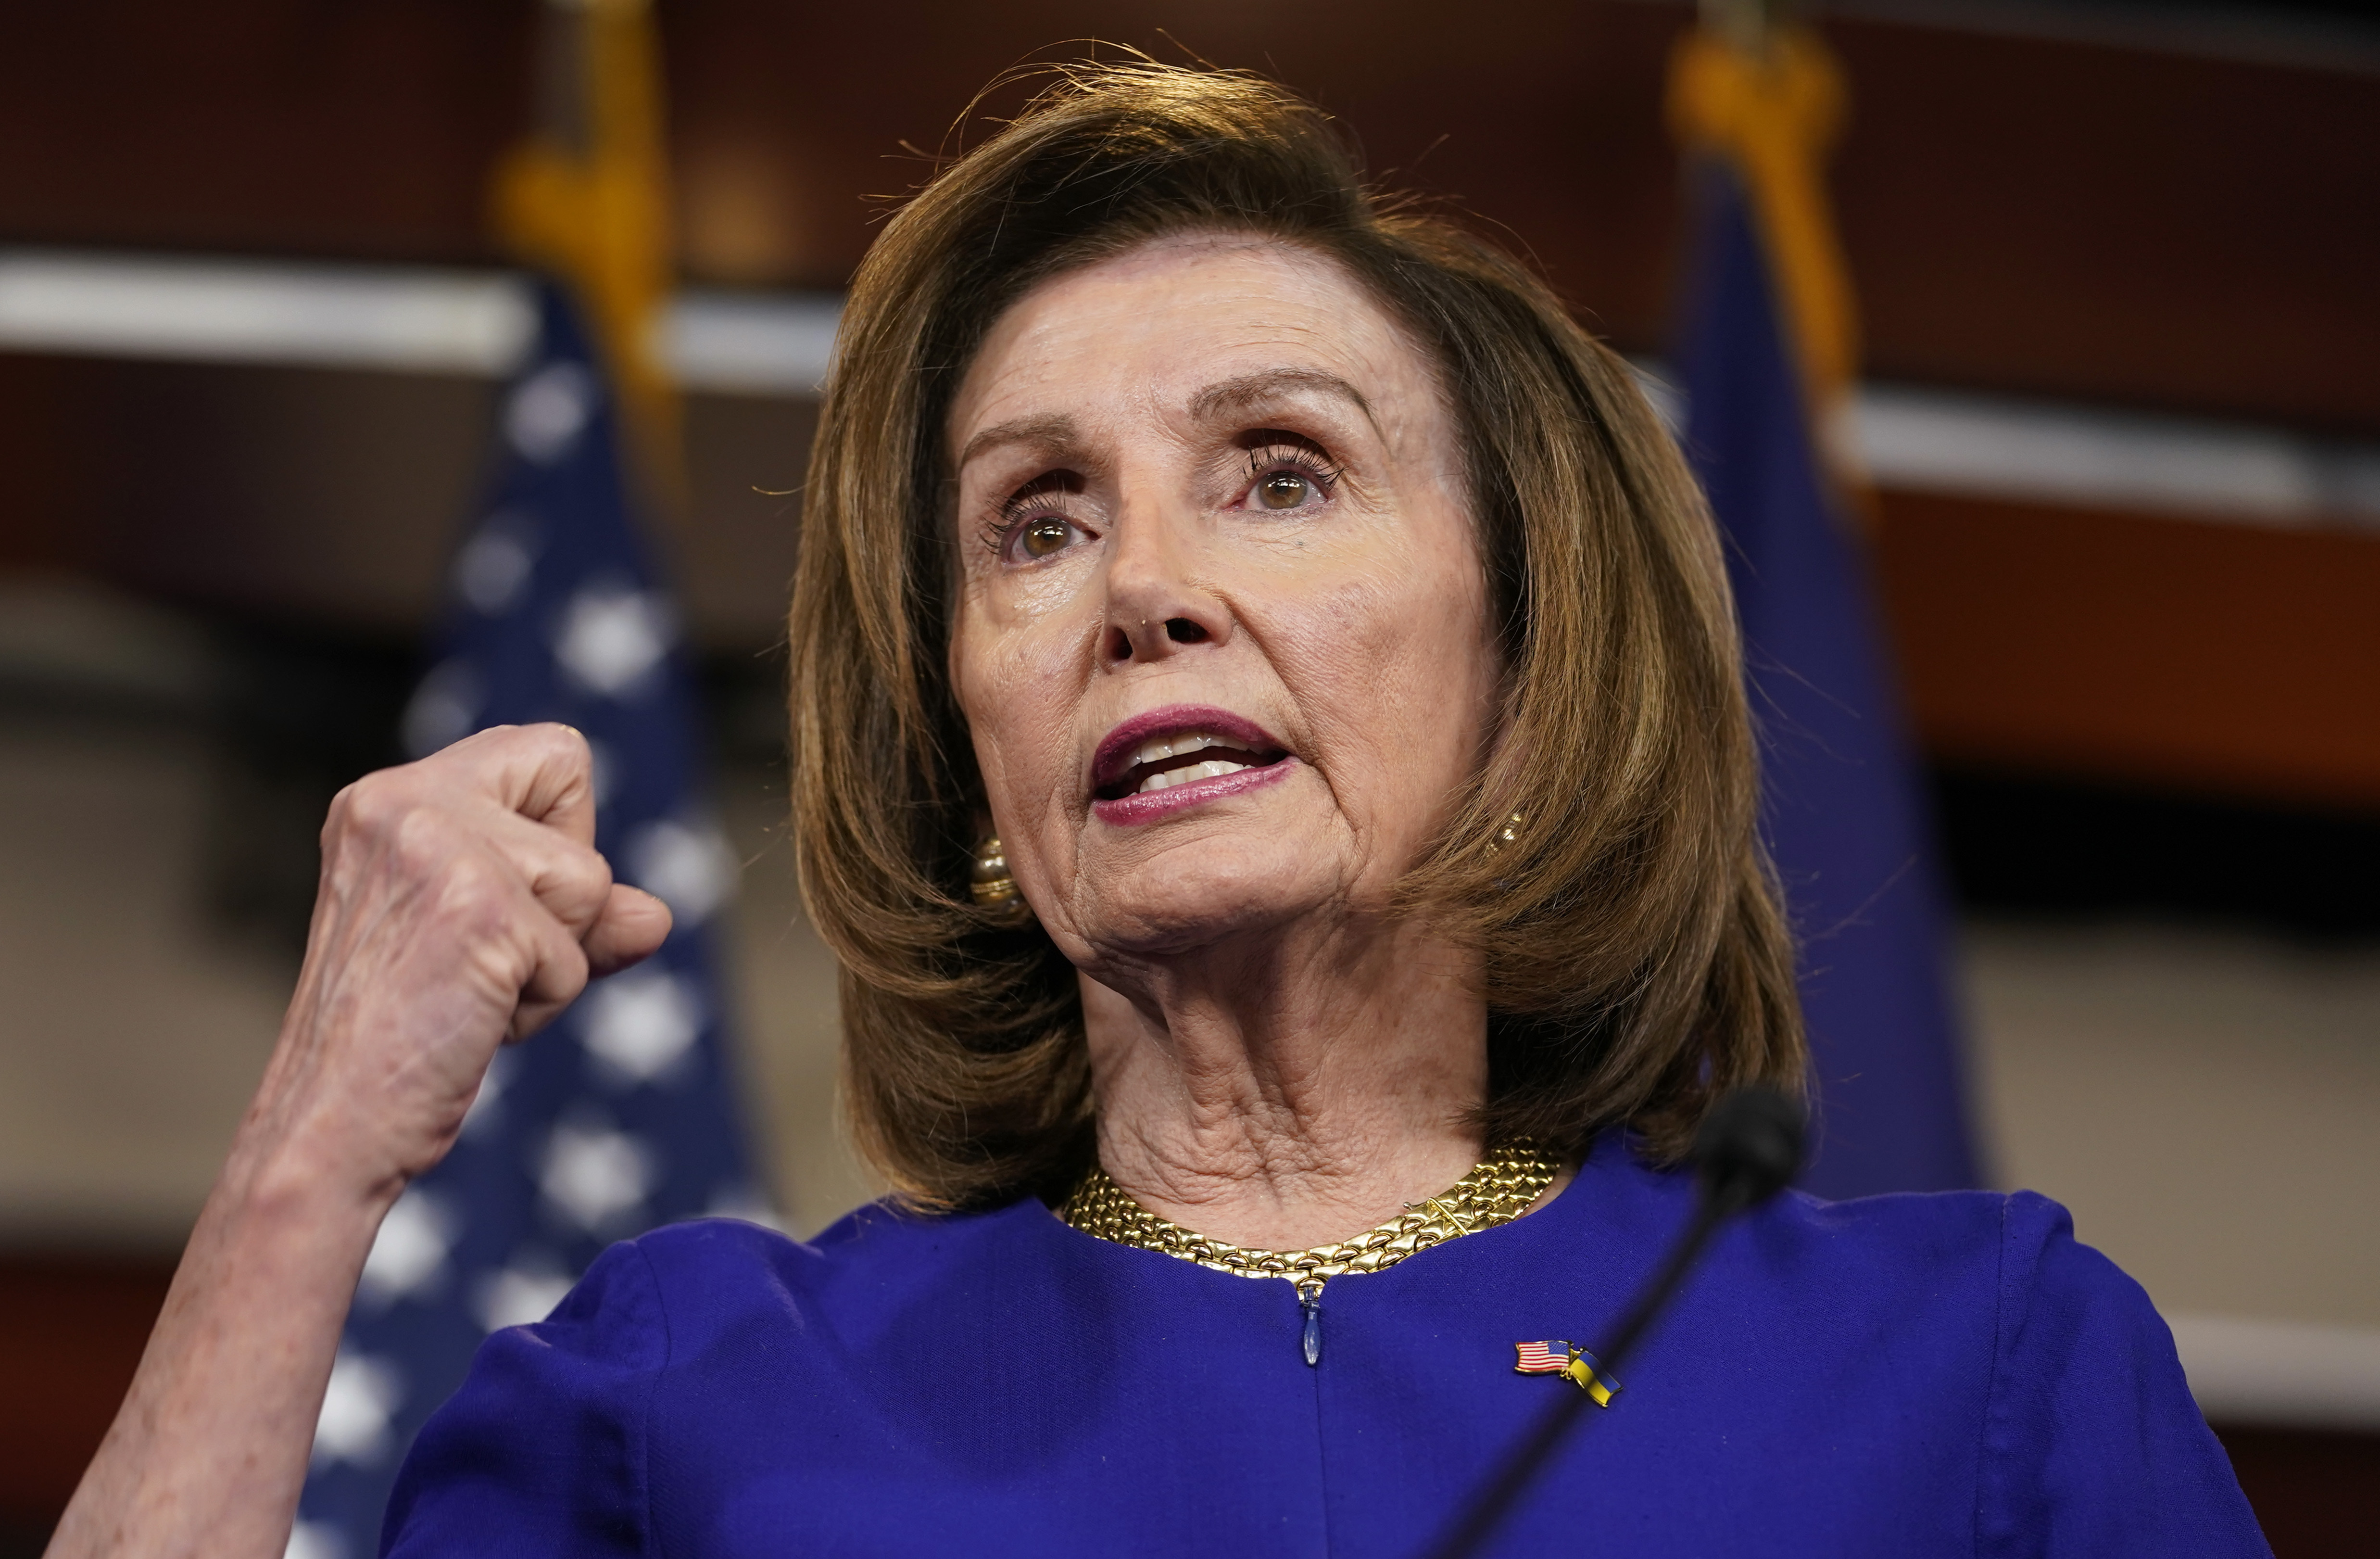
left=1070, top=860, right=1337, bottom=961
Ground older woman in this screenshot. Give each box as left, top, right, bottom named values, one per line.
left=55, top=65, right=2261, bottom=1559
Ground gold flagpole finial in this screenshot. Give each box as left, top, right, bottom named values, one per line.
left=1670, top=0, right=1864, bottom=500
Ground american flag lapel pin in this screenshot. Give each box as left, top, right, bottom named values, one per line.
left=1513, top=1340, right=1621, bottom=1407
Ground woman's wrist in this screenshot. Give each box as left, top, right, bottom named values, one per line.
left=211, top=1106, right=409, bottom=1262
left=219, top=1004, right=441, bottom=1228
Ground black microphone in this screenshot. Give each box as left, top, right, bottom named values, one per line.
left=1418, top=1086, right=1807, bottom=1559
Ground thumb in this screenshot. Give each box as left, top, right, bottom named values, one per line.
left=583, top=884, right=673, bottom=976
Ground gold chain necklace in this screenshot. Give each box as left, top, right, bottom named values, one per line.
left=1057, top=1138, right=1561, bottom=1317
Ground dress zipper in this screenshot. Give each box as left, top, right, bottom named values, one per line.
left=1296, top=1277, right=1324, bottom=1366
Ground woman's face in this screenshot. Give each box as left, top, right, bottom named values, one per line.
left=946, top=232, right=1498, bottom=971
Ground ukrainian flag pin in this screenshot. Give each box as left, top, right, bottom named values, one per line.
left=1513, top=1340, right=1621, bottom=1407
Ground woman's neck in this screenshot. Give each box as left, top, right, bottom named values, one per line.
left=1078, top=914, right=1490, bottom=1252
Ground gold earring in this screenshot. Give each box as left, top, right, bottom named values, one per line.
left=1487, top=811, right=1524, bottom=851
left=970, top=835, right=1031, bottom=923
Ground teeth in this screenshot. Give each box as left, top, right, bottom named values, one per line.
left=1133, top=758, right=1249, bottom=795
left=1129, top=732, right=1224, bottom=768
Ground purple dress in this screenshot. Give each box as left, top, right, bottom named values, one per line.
left=383, top=1140, right=2267, bottom=1556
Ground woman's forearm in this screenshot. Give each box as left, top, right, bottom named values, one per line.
left=46, top=1127, right=393, bottom=1559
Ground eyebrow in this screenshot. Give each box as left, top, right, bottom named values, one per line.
left=1188, top=367, right=1376, bottom=429
left=957, top=412, right=1079, bottom=472
left=954, top=368, right=1377, bottom=474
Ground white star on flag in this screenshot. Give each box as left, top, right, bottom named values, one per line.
left=552, top=583, right=675, bottom=698
left=539, top=1120, right=655, bottom=1232
left=624, top=815, right=735, bottom=926
left=284, top=1521, right=344, bottom=1559
left=453, top=511, right=539, bottom=615
left=459, top=1048, right=514, bottom=1140
left=356, top=1189, right=454, bottom=1307
left=580, top=967, right=704, bottom=1086
left=399, top=657, right=482, bottom=759
left=473, top=1259, right=579, bottom=1333
left=505, top=360, right=595, bottom=464
left=312, top=1350, right=403, bottom=1468
left=586, top=735, right=619, bottom=808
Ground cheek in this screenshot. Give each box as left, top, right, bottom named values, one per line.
left=954, top=609, right=1089, bottom=822
left=1270, top=542, right=1494, bottom=800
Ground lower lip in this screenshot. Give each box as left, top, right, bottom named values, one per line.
left=1090, top=757, right=1297, bottom=826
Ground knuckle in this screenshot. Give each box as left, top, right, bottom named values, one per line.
left=320, top=786, right=359, bottom=850
left=331, top=770, right=392, bottom=828
left=384, top=801, right=452, bottom=872
left=451, top=722, right=519, bottom=755
left=550, top=937, right=591, bottom=998
left=526, top=721, right=592, bottom=774
left=527, top=719, right=586, bottom=752
left=561, top=841, right=616, bottom=899
left=322, top=767, right=410, bottom=854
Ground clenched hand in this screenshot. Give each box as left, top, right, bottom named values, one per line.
left=262, top=722, right=672, bottom=1195
left=48, top=722, right=669, bottom=1559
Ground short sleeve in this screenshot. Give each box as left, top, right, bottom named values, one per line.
left=1977, top=1192, right=2269, bottom=1559
left=381, top=1240, right=670, bottom=1558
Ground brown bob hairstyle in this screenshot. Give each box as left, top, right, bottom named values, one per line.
left=789, top=61, right=1805, bottom=1209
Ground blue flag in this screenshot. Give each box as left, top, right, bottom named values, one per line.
left=292, top=283, right=763, bottom=1557
left=1677, top=167, right=1979, bottom=1198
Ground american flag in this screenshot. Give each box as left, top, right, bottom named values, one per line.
left=1672, top=28, right=1976, bottom=1200
left=288, top=282, right=765, bottom=1559
left=1514, top=1340, right=1574, bottom=1374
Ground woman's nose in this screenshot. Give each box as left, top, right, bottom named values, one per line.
left=1098, top=503, right=1231, bottom=668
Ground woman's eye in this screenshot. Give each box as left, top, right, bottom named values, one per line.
left=1013, top=516, right=1078, bottom=560
left=1256, top=470, right=1315, bottom=510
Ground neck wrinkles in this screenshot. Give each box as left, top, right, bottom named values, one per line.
left=1079, top=910, right=1492, bottom=1252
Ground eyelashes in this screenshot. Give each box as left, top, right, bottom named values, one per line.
left=1243, top=438, right=1343, bottom=493
left=977, top=435, right=1344, bottom=563
left=979, top=473, right=1078, bottom=560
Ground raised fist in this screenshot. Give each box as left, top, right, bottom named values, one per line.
left=254, top=722, right=672, bottom=1199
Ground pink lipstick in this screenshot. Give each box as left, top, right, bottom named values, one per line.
left=1089, top=704, right=1296, bottom=825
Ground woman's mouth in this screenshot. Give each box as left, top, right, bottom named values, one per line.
left=1095, top=731, right=1286, bottom=800
left=1089, top=707, right=1296, bottom=823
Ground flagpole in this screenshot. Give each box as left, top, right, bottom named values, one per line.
left=531, top=0, right=595, bottom=160
left=493, top=0, right=685, bottom=519
left=1672, top=0, right=1863, bottom=497
left=1700, top=0, right=1771, bottom=56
